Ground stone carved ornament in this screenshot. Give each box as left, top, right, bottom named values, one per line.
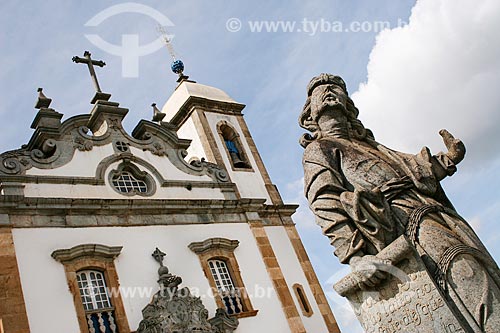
left=300, top=73, right=500, bottom=332
left=0, top=89, right=229, bottom=184
left=137, top=248, right=238, bottom=333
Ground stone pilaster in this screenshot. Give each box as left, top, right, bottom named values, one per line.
left=249, top=222, right=306, bottom=333
left=0, top=228, right=30, bottom=333
left=285, top=225, right=341, bottom=333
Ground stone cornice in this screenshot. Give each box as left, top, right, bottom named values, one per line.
left=0, top=197, right=266, bottom=211
left=170, top=97, right=245, bottom=129
left=188, top=238, right=240, bottom=254
left=0, top=197, right=299, bottom=228
left=51, top=243, right=123, bottom=263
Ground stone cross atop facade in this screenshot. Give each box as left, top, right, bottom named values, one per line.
left=152, top=247, right=166, bottom=266
left=72, top=51, right=111, bottom=104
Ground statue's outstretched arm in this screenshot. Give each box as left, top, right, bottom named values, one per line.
left=430, top=129, right=466, bottom=181
left=439, top=129, right=466, bottom=164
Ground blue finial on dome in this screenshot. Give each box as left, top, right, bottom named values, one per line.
left=157, top=25, right=191, bottom=83
left=171, top=59, right=184, bottom=75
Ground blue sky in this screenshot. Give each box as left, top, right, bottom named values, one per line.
left=1, top=1, right=499, bottom=332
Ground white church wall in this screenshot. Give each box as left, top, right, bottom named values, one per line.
left=22, top=159, right=226, bottom=200
left=12, top=223, right=290, bottom=333
left=25, top=144, right=115, bottom=177
left=128, top=147, right=212, bottom=182
left=24, top=143, right=213, bottom=184
left=266, top=226, right=330, bottom=332
left=177, top=117, right=207, bottom=162
left=205, top=113, right=272, bottom=203
left=22, top=182, right=224, bottom=200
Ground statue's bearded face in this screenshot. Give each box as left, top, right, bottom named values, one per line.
left=310, top=84, right=348, bottom=122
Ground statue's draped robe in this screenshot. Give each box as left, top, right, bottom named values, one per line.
left=303, top=136, right=500, bottom=332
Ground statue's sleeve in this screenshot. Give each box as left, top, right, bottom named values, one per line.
left=303, top=146, right=365, bottom=264
left=432, top=151, right=457, bottom=177
left=378, top=145, right=457, bottom=196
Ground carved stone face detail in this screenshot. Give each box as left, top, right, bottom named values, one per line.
left=310, top=84, right=348, bottom=132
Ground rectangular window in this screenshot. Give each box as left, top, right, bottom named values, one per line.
left=77, top=270, right=118, bottom=333
left=208, top=259, right=244, bottom=315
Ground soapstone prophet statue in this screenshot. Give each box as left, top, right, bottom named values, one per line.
left=300, top=73, right=500, bottom=332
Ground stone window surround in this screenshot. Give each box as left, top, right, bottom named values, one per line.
left=216, top=120, right=254, bottom=172
left=51, top=244, right=131, bottom=333
left=292, top=283, right=313, bottom=317
left=108, top=159, right=156, bottom=197
left=188, top=237, right=258, bottom=319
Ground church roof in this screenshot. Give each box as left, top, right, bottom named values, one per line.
left=161, top=80, right=243, bottom=123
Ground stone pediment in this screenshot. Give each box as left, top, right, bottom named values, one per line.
left=0, top=99, right=233, bottom=199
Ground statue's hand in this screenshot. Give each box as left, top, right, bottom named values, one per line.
left=349, top=255, right=391, bottom=290
left=439, top=129, right=466, bottom=164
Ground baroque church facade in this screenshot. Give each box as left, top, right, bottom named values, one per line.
left=0, top=57, right=339, bottom=333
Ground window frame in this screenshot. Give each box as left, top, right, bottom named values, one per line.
left=108, top=161, right=156, bottom=197
left=76, top=269, right=113, bottom=311
left=292, top=283, right=314, bottom=317
left=52, top=244, right=130, bottom=333
left=189, top=238, right=258, bottom=318
left=207, top=258, right=245, bottom=315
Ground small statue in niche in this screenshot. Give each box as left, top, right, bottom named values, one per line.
left=300, top=73, right=500, bottom=331
left=224, top=139, right=247, bottom=168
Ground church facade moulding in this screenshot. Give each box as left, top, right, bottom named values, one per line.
left=0, top=98, right=234, bottom=198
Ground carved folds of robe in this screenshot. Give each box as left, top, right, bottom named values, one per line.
left=303, top=136, right=500, bottom=332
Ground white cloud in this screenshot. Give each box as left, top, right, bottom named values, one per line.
left=352, top=0, right=500, bottom=164
left=468, top=216, right=481, bottom=232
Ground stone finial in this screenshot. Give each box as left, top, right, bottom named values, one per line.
left=31, top=88, right=63, bottom=131
left=151, top=103, right=166, bottom=122
left=137, top=247, right=238, bottom=333
left=151, top=248, right=182, bottom=290
left=34, top=88, right=52, bottom=109
left=152, top=247, right=166, bottom=265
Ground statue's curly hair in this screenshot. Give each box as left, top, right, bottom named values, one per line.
left=299, top=73, right=374, bottom=148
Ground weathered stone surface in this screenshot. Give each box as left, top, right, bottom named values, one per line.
left=335, top=236, right=465, bottom=332
left=137, top=248, right=238, bottom=333
left=300, top=73, right=500, bottom=332
left=0, top=229, right=30, bottom=332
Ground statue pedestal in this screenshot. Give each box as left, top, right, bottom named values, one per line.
left=334, top=236, right=467, bottom=333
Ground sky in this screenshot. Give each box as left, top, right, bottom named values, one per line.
left=1, top=1, right=499, bottom=332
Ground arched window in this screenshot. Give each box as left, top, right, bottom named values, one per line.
left=208, top=259, right=243, bottom=315
left=108, top=161, right=156, bottom=196
left=111, top=171, right=148, bottom=194
left=217, top=122, right=251, bottom=170
left=76, top=270, right=118, bottom=332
